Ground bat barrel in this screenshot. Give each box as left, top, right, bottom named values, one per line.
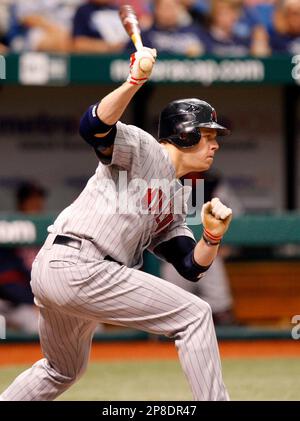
left=119, top=5, right=140, bottom=37
left=119, top=3, right=153, bottom=72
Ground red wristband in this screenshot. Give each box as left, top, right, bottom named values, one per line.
left=203, top=228, right=223, bottom=243
left=127, top=75, right=148, bottom=85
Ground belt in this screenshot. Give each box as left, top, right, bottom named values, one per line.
left=52, top=235, right=121, bottom=263
left=53, top=235, right=82, bottom=250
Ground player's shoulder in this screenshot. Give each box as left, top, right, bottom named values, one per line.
left=116, top=121, right=160, bottom=148
left=116, top=121, right=174, bottom=178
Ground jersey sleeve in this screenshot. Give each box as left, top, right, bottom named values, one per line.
left=148, top=212, right=196, bottom=261
left=97, top=121, right=144, bottom=170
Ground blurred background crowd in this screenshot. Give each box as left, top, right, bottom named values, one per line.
left=0, top=0, right=299, bottom=57
left=0, top=0, right=299, bottom=336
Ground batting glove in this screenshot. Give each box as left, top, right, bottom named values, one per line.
left=127, top=47, right=157, bottom=85
left=201, top=197, right=232, bottom=245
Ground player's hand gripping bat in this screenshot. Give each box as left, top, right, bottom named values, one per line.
left=119, top=5, right=154, bottom=73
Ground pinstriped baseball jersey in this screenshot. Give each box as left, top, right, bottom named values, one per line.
left=0, top=120, right=230, bottom=402
left=49, top=121, right=195, bottom=267
left=0, top=115, right=229, bottom=401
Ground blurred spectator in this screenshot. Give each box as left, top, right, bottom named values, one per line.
left=179, top=0, right=210, bottom=25
left=235, top=1, right=272, bottom=56
left=244, top=0, right=277, bottom=31
left=16, top=181, right=47, bottom=214
left=0, top=0, right=10, bottom=52
left=161, top=171, right=243, bottom=326
left=269, top=0, right=300, bottom=54
left=251, top=24, right=272, bottom=56
left=181, top=0, right=210, bottom=14
left=138, top=0, right=208, bottom=57
left=0, top=181, right=47, bottom=333
left=10, top=0, right=83, bottom=52
left=204, top=0, right=270, bottom=57
left=0, top=40, right=8, bottom=54
left=204, top=0, right=251, bottom=56
left=72, top=0, right=128, bottom=53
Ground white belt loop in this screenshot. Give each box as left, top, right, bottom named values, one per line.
left=43, top=233, right=57, bottom=250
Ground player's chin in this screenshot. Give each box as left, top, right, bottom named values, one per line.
left=202, top=159, right=213, bottom=170
left=190, top=158, right=212, bottom=172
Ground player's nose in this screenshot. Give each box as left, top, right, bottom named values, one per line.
left=211, top=139, right=219, bottom=151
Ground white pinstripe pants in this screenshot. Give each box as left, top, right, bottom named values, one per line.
left=0, top=235, right=229, bottom=401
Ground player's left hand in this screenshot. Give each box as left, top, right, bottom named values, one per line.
left=201, top=197, right=232, bottom=239
left=127, top=47, right=157, bottom=85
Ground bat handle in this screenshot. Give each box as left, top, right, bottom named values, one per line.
left=132, top=33, right=143, bottom=50
left=132, top=34, right=154, bottom=74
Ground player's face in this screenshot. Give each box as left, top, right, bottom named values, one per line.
left=182, top=128, right=219, bottom=173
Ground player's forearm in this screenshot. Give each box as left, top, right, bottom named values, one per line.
left=193, top=238, right=219, bottom=267
left=97, top=47, right=156, bottom=125
left=97, top=82, right=141, bottom=126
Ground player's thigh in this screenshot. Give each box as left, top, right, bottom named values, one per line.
left=38, top=306, right=97, bottom=378
left=73, top=262, right=212, bottom=336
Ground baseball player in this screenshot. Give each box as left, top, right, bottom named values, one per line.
left=0, top=47, right=232, bottom=401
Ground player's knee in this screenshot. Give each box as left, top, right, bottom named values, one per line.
left=68, top=362, right=89, bottom=384
left=41, top=358, right=88, bottom=386
left=189, top=297, right=212, bottom=324
left=202, top=300, right=213, bottom=322
left=76, top=362, right=89, bottom=381
left=173, top=299, right=213, bottom=340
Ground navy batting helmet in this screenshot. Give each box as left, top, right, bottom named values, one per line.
left=158, top=98, right=230, bottom=148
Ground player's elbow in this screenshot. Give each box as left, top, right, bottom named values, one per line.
left=173, top=252, right=210, bottom=282
left=175, top=267, right=206, bottom=282
left=155, top=237, right=211, bottom=282
left=79, top=104, right=117, bottom=149
left=79, top=111, right=90, bottom=143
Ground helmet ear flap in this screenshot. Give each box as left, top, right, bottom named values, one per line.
left=179, top=128, right=201, bottom=146
left=166, top=127, right=201, bottom=148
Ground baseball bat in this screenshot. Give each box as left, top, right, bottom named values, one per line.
left=119, top=4, right=153, bottom=73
